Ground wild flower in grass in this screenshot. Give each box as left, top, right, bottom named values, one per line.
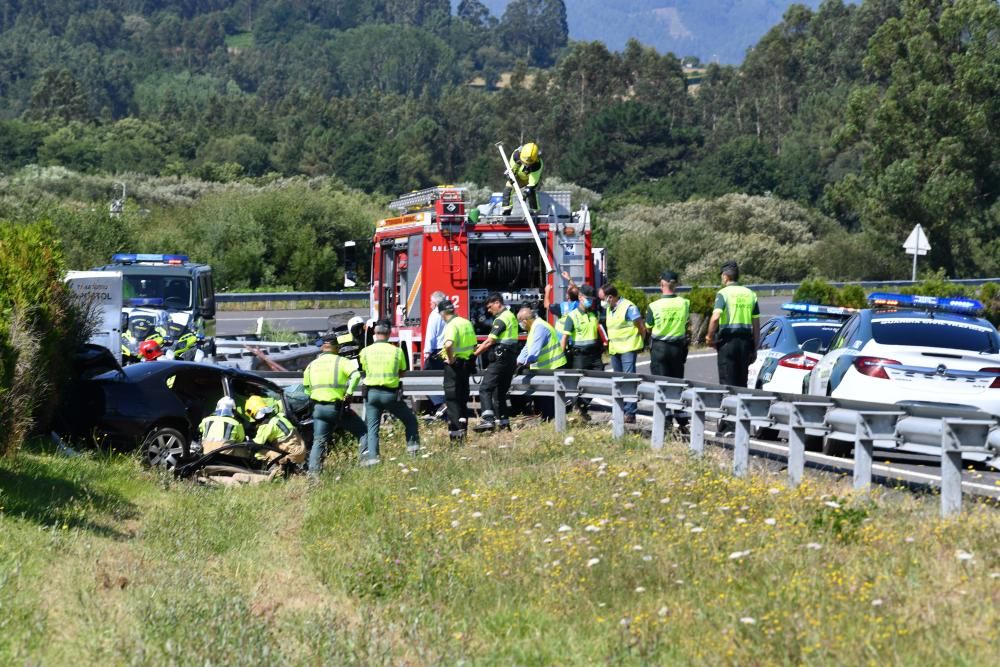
left=471, top=512, right=483, bottom=518
left=585, top=525, right=601, bottom=533
left=729, top=550, right=751, bottom=560
left=690, top=527, right=704, bottom=533
left=543, top=538, right=553, bottom=544
left=642, top=555, right=652, bottom=562
left=989, top=572, right=999, bottom=579
left=740, top=617, right=756, bottom=625
left=806, top=543, right=822, bottom=550
left=735, top=518, right=747, bottom=524
left=824, top=501, right=841, bottom=509
left=590, top=457, right=604, bottom=463
left=955, top=550, right=974, bottom=561
left=451, top=520, right=460, bottom=528
left=871, top=599, right=883, bottom=606
left=764, top=518, right=776, bottom=526
left=587, top=558, right=600, bottom=567
left=634, top=587, right=646, bottom=593
left=451, top=488, right=462, bottom=496
left=904, top=536, right=915, bottom=543
left=618, top=471, right=629, bottom=478
left=768, top=487, right=781, bottom=495
left=632, top=545, right=643, bottom=551
left=658, top=606, right=669, bottom=617
left=563, top=436, right=575, bottom=446
left=558, top=524, right=572, bottom=532
left=660, top=497, right=670, bottom=504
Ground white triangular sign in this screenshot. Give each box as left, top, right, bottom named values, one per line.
left=903, top=224, right=930, bottom=256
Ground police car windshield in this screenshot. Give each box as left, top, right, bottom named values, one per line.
left=871, top=319, right=1000, bottom=353
left=123, top=276, right=192, bottom=309
left=791, top=323, right=840, bottom=348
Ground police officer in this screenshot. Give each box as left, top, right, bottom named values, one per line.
left=646, top=271, right=690, bottom=378
left=705, top=261, right=760, bottom=386
left=561, top=285, right=603, bottom=421
left=501, top=142, right=543, bottom=214
left=303, top=332, right=366, bottom=475
left=473, top=293, right=519, bottom=432
left=359, top=321, right=420, bottom=464
left=601, top=285, right=647, bottom=423
left=198, top=397, right=245, bottom=456
left=439, top=300, right=477, bottom=441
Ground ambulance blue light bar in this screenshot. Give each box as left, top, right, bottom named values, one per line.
left=867, top=292, right=983, bottom=314
left=781, top=302, right=856, bottom=318
left=112, top=253, right=189, bottom=265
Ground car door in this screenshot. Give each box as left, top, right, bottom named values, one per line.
left=165, top=367, right=228, bottom=435
left=748, top=319, right=782, bottom=388
left=809, top=315, right=861, bottom=395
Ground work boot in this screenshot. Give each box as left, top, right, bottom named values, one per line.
left=624, top=414, right=637, bottom=425
left=448, top=429, right=466, bottom=444
left=360, top=457, right=381, bottom=468
left=578, top=408, right=592, bottom=423
left=498, top=418, right=511, bottom=431
left=473, top=415, right=496, bottom=432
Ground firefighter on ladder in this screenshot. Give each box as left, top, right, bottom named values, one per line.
left=501, top=142, right=543, bottom=215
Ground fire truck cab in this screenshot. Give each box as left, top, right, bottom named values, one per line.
left=369, top=187, right=598, bottom=367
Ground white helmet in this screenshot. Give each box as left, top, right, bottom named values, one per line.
left=347, top=315, right=364, bottom=331
left=214, top=396, right=236, bottom=417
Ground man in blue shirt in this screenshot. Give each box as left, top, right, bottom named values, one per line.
left=422, top=291, right=448, bottom=419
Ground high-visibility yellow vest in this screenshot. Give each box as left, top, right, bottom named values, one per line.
left=199, top=415, right=245, bottom=454
left=490, top=308, right=519, bottom=345
left=252, top=414, right=298, bottom=446
left=529, top=320, right=567, bottom=370
left=566, top=308, right=599, bottom=347
left=607, top=298, right=643, bottom=355
left=304, top=353, right=359, bottom=402
left=648, top=296, right=690, bottom=342
left=360, top=341, right=406, bottom=388
left=716, top=285, right=758, bottom=335
left=443, top=315, right=477, bottom=359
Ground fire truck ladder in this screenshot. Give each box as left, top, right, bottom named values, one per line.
left=388, top=186, right=466, bottom=212
left=495, top=142, right=554, bottom=275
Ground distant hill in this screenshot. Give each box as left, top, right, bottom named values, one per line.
left=462, top=0, right=829, bottom=63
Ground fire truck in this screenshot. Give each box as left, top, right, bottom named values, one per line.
left=367, top=186, right=601, bottom=367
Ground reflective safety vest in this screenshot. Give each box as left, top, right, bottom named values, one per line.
left=529, top=320, right=567, bottom=370
left=253, top=414, right=298, bottom=447
left=509, top=151, right=543, bottom=187
left=199, top=415, right=246, bottom=454
left=554, top=301, right=578, bottom=341
left=360, top=341, right=406, bottom=389
left=648, top=296, right=690, bottom=342
left=304, top=353, right=360, bottom=402
left=607, top=298, right=643, bottom=355
left=490, top=308, right=520, bottom=346
left=566, top=308, right=600, bottom=347
left=443, top=315, right=477, bottom=359
left=716, top=285, right=758, bottom=336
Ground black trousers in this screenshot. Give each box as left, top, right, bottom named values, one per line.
left=651, top=340, right=687, bottom=379
left=571, top=346, right=604, bottom=410
left=480, top=347, right=516, bottom=420
left=502, top=183, right=539, bottom=210
left=443, top=360, right=471, bottom=431
left=717, top=336, right=754, bottom=387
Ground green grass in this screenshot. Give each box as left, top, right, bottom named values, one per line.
left=1, top=425, right=997, bottom=664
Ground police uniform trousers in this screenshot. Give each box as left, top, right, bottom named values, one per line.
left=571, top=346, right=604, bottom=410
left=363, top=388, right=420, bottom=462
left=480, top=346, right=517, bottom=420
left=651, top=340, right=687, bottom=379
left=310, top=401, right=367, bottom=473
left=717, top=334, right=754, bottom=387
left=443, top=359, right=472, bottom=431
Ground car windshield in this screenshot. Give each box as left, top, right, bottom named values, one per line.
left=123, top=275, right=192, bottom=309
left=871, top=318, right=1000, bottom=353
left=791, top=323, right=841, bottom=349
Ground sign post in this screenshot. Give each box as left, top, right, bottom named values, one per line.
left=902, top=224, right=930, bottom=281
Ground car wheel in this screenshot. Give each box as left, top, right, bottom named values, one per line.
left=141, top=426, right=188, bottom=469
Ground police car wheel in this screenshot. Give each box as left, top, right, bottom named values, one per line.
left=140, top=427, right=187, bottom=469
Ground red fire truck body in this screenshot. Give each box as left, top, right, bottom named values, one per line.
left=368, top=187, right=598, bottom=367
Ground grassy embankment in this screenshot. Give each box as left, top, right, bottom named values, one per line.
left=1, top=423, right=997, bottom=664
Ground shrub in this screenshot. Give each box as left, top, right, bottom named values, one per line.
left=794, top=279, right=840, bottom=306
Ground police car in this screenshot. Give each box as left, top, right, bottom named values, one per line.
left=807, top=293, right=1000, bottom=416
left=747, top=303, right=855, bottom=393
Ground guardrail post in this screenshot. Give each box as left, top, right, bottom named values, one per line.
left=553, top=372, right=582, bottom=434
left=651, top=381, right=687, bottom=450
left=730, top=395, right=774, bottom=478
left=611, top=378, right=642, bottom=439
left=786, top=402, right=832, bottom=487
left=853, top=411, right=900, bottom=493
left=940, top=419, right=993, bottom=517
left=684, top=388, right=728, bottom=456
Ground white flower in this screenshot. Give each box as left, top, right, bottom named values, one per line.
left=660, top=497, right=671, bottom=504
left=558, top=524, right=572, bottom=532
left=740, top=617, right=756, bottom=625
left=545, top=501, right=555, bottom=507
left=451, top=488, right=462, bottom=496
left=806, top=543, right=822, bottom=550
left=871, top=599, right=883, bottom=607
left=768, top=487, right=781, bottom=495
left=587, top=558, right=600, bottom=567
left=510, top=495, right=519, bottom=501
left=632, top=545, right=644, bottom=551
left=955, top=550, right=974, bottom=561
left=735, top=517, right=747, bottom=524
left=728, top=550, right=751, bottom=560
left=690, top=527, right=704, bottom=533
left=471, top=512, right=483, bottom=518
left=642, top=555, right=652, bottom=562
left=764, top=518, right=776, bottom=526
left=618, top=471, right=629, bottom=478
left=543, top=538, right=553, bottom=544
left=450, top=520, right=460, bottom=528
left=563, top=436, right=575, bottom=446
left=631, top=491, right=642, bottom=497
left=904, top=536, right=915, bottom=543
left=585, top=525, right=601, bottom=533
left=634, top=586, right=646, bottom=593
left=590, top=457, right=604, bottom=463
left=658, top=606, right=669, bottom=617
left=989, top=572, right=999, bottom=579
left=719, top=506, right=730, bottom=512
left=824, top=501, right=841, bottom=509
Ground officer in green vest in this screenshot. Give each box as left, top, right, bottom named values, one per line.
left=600, top=285, right=647, bottom=423
left=359, top=321, right=420, bottom=464
left=646, top=271, right=691, bottom=379
left=560, top=285, right=603, bottom=421
left=303, top=332, right=366, bottom=474
left=440, top=300, right=477, bottom=441
left=705, top=261, right=760, bottom=386
left=473, top=293, right=520, bottom=432
left=198, top=397, right=246, bottom=456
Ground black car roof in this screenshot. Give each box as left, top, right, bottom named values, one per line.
left=100, top=360, right=278, bottom=388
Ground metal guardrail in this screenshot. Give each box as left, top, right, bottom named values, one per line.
left=257, top=368, right=1000, bottom=517
left=217, top=277, right=1000, bottom=304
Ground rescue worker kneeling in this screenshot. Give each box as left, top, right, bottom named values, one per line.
left=244, top=395, right=306, bottom=466
left=199, top=397, right=246, bottom=456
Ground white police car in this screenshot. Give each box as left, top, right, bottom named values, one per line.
left=807, top=293, right=1000, bottom=416
left=747, top=303, right=855, bottom=393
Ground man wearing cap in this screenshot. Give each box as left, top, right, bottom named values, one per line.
left=472, top=293, right=520, bottom=432
left=561, top=285, right=603, bottom=421
left=303, top=332, right=366, bottom=475
left=439, top=299, right=477, bottom=441
left=705, top=261, right=760, bottom=386
left=358, top=320, right=420, bottom=464
left=646, top=271, right=690, bottom=379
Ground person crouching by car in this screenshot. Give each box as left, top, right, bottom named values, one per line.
left=199, top=397, right=246, bottom=455
left=244, top=394, right=306, bottom=468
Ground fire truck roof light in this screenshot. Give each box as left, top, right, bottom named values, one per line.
left=781, top=302, right=857, bottom=318
left=867, top=292, right=983, bottom=314
left=112, top=253, right=189, bottom=265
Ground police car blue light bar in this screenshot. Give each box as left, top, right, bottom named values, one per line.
left=126, top=298, right=165, bottom=307
left=867, top=292, right=983, bottom=314
left=781, top=302, right=857, bottom=318
left=112, top=253, right=189, bottom=265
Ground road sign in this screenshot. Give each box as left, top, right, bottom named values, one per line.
left=903, top=224, right=930, bottom=281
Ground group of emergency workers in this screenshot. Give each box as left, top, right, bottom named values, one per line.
left=121, top=310, right=205, bottom=364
